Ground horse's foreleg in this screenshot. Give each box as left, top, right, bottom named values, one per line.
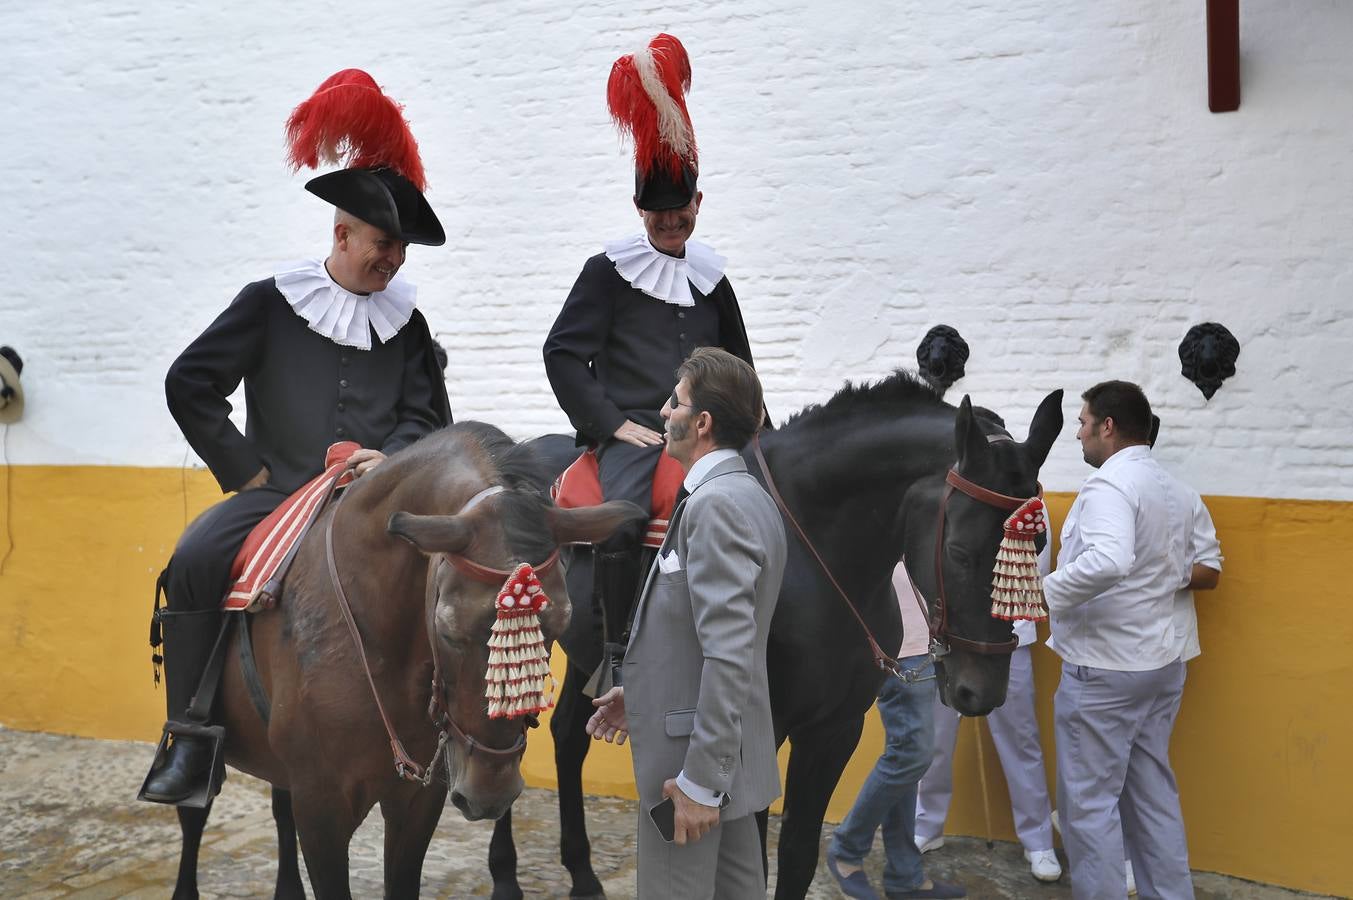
left=380, top=784, right=448, bottom=900
left=289, top=783, right=361, bottom=900
left=172, top=801, right=211, bottom=900
left=271, top=787, right=305, bottom=900
left=773, top=716, right=867, bottom=900
left=489, top=807, right=524, bottom=900
left=554, top=661, right=605, bottom=899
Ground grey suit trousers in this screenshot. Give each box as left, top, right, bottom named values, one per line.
left=636, top=809, right=764, bottom=899
left=1055, top=659, right=1193, bottom=900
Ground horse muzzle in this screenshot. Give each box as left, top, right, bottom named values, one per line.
left=936, top=653, right=1011, bottom=716
left=443, top=740, right=525, bottom=822
left=448, top=778, right=522, bottom=822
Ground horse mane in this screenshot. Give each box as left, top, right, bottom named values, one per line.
left=778, top=369, right=947, bottom=431
left=451, top=422, right=557, bottom=565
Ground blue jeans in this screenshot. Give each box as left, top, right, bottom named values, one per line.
left=831, top=654, right=937, bottom=894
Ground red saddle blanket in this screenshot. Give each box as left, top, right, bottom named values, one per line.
left=222, top=442, right=359, bottom=612
left=551, top=448, right=684, bottom=549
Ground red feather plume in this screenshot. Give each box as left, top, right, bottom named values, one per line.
left=607, top=34, right=697, bottom=182
left=285, top=69, right=427, bottom=191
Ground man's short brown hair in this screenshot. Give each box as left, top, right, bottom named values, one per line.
left=677, top=348, right=765, bottom=450
left=1082, top=380, right=1153, bottom=444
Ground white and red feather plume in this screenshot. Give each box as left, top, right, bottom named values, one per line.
left=285, top=69, right=427, bottom=192
left=607, top=33, right=697, bottom=182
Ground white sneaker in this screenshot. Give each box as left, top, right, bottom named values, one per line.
left=1024, top=849, right=1062, bottom=883
left=915, top=834, right=945, bottom=853
left=1126, top=860, right=1137, bottom=896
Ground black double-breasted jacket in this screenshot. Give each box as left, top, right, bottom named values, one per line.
left=166, top=278, right=452, bottom=494
left=542, top=252, right=756, bottom=446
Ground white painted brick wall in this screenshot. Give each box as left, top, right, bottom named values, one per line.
left=2, top=1, right=1350, bottom=499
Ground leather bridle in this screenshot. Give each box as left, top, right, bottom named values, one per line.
left=928, top=467, right=1037, bottom=656
left=324, top=481, right=557, bottom=785
left=750, top=433, right=1037, bottom=680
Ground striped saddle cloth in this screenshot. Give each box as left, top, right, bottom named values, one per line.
left=551, top=448, right=684, bottom=549
left=221, top=442, right=359, bottom=612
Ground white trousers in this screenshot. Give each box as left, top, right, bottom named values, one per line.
left=1055, top=659, right=1193, bottom=900
left=914, top=645, right=1056, bottom=852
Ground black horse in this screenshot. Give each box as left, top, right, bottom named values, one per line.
left=488, top=372, right=1063, bottom=900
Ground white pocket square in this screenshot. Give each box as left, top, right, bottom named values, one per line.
left=657, top=550, right=683, bottom=573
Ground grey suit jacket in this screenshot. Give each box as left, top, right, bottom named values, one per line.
left=622, top=453, right=787, bottom=821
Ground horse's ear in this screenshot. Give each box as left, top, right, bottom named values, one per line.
left=1023, top=389, right=1064, bottom=469
left=953, top=395, right=988, bottom=469
left=387, top=512, right=476, bottom=555
left=547, top=501, right=648, bottom=546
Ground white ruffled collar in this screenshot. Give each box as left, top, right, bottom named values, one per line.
left=603, top=234, right=727, bottom=307
left=273, top=258, right=417, bottom=350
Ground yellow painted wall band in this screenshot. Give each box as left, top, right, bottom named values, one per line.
left=0, top=469, right=1348, bottom=895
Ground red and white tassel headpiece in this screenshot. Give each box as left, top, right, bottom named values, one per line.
left=486, top=563, right=555, bottom=719
left=990, top=497, right=1049, bottom=621
left=607, top=33, right=698, bottom=183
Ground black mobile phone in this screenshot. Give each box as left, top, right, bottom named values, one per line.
left=649, top=796, right=676, bottom=843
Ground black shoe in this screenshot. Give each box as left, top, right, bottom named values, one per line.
left=142, top=735, right=213, bottom=803
left=885, top=880, right=967, bottom=899
left=826, top=853, right=880, bottom=900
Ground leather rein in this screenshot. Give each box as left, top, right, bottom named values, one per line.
left=749, top=434, right=1032, bottom=680
left=323, top=480, right=559, bottom=785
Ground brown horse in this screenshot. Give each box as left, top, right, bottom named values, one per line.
left=170, top=422, right=643, bottom=900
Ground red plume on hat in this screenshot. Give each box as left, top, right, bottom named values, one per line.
left=607, top=34, right=697, bottom=183
left=285, top=68, right=427, bottom=191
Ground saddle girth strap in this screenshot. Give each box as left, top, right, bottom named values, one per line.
left=237, top=614, right=272, bottom=726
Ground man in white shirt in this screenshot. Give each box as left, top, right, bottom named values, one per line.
left=1043, top=381, right=1196, bottom=900
left=1120, top=424, right=1223, bottom=894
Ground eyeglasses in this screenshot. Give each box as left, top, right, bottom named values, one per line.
left=669, top=390, right=694, bottom=410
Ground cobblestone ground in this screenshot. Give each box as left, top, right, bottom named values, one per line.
left=0, top=727, right=1331, bottom=899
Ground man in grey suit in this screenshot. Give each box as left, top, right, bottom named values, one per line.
left=586, top=347, right=787, bottom=898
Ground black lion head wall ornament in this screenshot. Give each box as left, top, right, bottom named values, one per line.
left=916, top=325, right=969, bottom=393
left=1178, top=323, right=1240, bottom=400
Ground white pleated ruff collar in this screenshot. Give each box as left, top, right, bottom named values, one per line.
left=273, top=258, right=417, bottom=350
left=603, top=234, right=726, bottom=307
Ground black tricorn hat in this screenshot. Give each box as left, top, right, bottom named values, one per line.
left=287, top=70, right=445, bottom=246
left=634, top=161, right=698, bottom=211
left=306, top=167, right=445, bottom=246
